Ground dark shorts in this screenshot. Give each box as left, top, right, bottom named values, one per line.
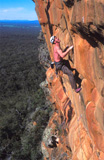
left=54, top=61, right=63, bottom=71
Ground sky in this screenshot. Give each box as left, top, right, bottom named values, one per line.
left=0, top=0, right=38, bottom=20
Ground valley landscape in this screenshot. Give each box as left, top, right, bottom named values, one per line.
left=0, top=20, right=51, bottom=160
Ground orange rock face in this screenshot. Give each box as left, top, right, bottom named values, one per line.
left=33, top=0, right=104, bottom=159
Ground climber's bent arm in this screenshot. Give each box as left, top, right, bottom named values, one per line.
left=57, top=45, right=73, bottom=58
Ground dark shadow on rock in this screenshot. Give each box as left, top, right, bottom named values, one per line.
left=72, top=24, right=104, bottom=47
left=63, top=0, right=75, bottom=8
left=45, top=1, right=53, bottom=35
left=77, top=27, right=99, bottom=47
left=63, top=59, right=72, bottom=70
left=90, top=30, right=104, bottom=45
left=67, top=100, right=73, bottom=123
left=74, top=70, right=82, bottom=88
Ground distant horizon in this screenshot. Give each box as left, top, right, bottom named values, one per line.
left=0, top=20, right=39, bottom=21
left=0, top=0, right=38, bottom=20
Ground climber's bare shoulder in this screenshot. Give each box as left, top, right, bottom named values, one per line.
left=54, top=46, right=61, bottom=53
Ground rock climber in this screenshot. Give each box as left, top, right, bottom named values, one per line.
left=50, top=35, right=81, bottom=93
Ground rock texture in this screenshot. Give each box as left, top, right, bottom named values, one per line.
left=33, top=0, right=104, bottom=159
left=38, top=30, right=51, bottom=69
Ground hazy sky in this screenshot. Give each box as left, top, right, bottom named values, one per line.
left=0, top=0, right=38, bottom=20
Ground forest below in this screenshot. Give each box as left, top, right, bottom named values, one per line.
left=0, top=21, right=52, bottom=160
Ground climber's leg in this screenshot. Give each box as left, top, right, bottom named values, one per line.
left=61, top=65, right=77, bottom=89
left=55, top=61, right=81, bottom=93
left=54, top=61, right=63, bottom=75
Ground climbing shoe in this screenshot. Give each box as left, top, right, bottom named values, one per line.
left=75, top=88, right=82, bottom=93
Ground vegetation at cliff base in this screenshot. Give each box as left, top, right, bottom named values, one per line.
left=0, top=21, right=52, bottom=160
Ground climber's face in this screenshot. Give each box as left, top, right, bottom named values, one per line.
left=54, top=37, right=61, bottom=44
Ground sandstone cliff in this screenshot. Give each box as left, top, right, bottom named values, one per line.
left=33, top=0, right=104, bottom=159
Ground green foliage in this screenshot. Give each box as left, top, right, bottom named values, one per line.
left=0, top=23, right=52, bottom=160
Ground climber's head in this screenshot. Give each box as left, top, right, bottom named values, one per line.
left=50, top=36, right=61, bottom=44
